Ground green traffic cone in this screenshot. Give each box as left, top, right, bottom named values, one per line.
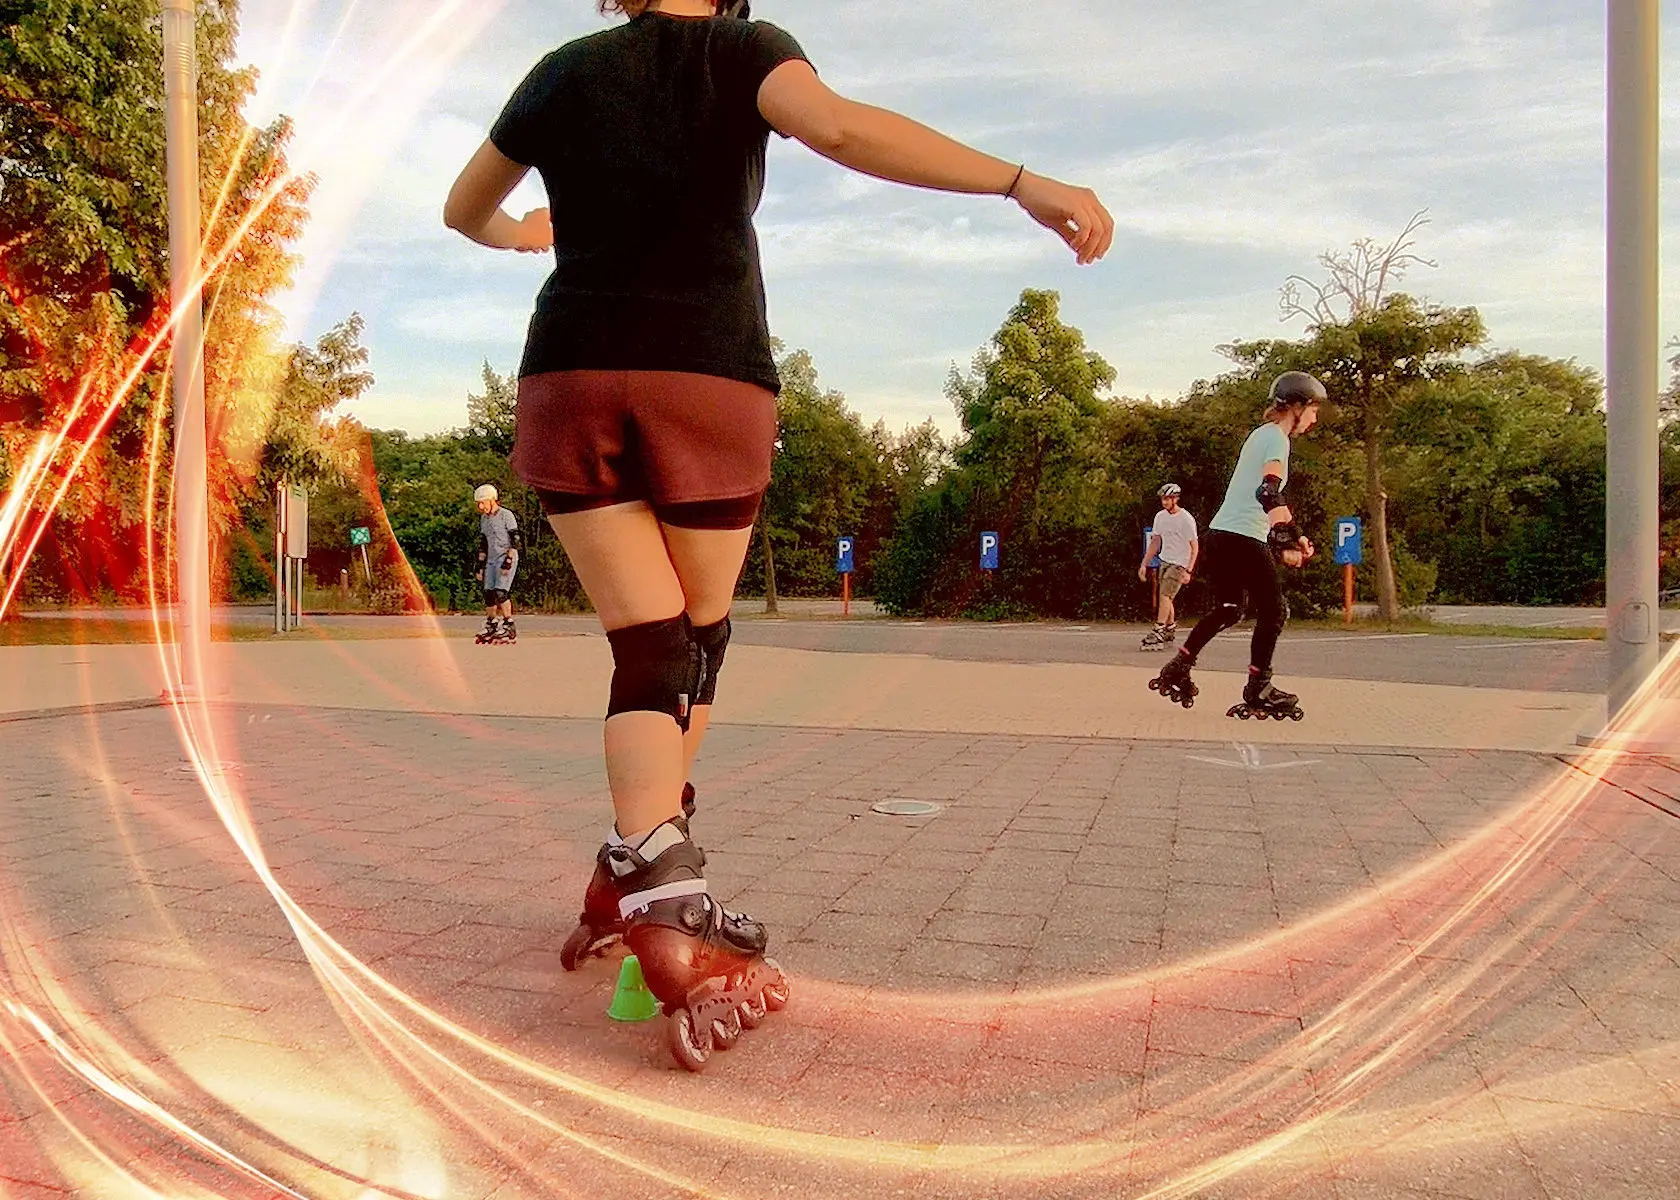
left=607, top=955, right=659, bottom=1022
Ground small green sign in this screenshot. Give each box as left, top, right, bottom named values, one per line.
left=350, top=526, right=371, bottom=546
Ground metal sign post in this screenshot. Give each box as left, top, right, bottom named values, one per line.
left=1143, top=527, right=1161, bottom=611
left=836, top=536, right=855, bottom=617
left=351, top=525, right=373, bottom=586
left=274, top=481, right=285, bottom=633
left=274, top=485, right=309, bottom=632
left=1334, top=517, right=1364, bottom=625
left=287, top=486, right=308, bottom=628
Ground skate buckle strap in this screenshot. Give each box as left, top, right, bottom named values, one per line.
left=618, top=879, right=709, bottom=921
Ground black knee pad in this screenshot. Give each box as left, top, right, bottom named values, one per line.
left=484, top=589, right=510, bottom=607
left=606, top=615, right=699, bottom=730
left=692, top=616, right=731, bottom=706
left=1211, top=602, right=1244, bottom=632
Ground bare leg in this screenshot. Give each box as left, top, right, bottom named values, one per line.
left=661, top=523, right=754, bottom=778
left=546, top=503, right=688, bottom=841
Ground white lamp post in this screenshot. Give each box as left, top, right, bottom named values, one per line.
left=162, top=0, right=210, bottom=696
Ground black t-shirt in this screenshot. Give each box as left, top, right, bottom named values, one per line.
left=490, top=13, right=809, bottom=394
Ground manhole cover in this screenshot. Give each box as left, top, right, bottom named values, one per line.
left=871, top=800, right=943, bottom=817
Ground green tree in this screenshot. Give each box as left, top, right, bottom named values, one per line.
left=463, top=361, right=516, bottom=455
left=747, top=347, right=882, bottom=605
left=876, top=289, right=1119, bottom=617
left=1388, top=353, right=1606, bottom=603
left=1262, top=213, right=1486, bottom=618
left=2, top=0, right=321, bottom=602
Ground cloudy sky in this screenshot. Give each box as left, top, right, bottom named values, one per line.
left=234, top=0, right=1680, bottom=439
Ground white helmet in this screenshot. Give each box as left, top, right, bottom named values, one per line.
left=473, top=484, right=498, bottom=503
left=1158, top=483, right=1182, bottom=499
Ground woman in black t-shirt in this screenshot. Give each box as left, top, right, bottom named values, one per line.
left=444, top=0, right=1112, bottom=1069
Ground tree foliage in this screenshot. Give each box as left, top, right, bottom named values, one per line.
left=2, top=0, right=347, bottom=603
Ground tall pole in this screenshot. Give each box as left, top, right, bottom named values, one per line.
left=1606, top=0, right=1660, bottom=720
left=163, top=0, right=210, bottom=694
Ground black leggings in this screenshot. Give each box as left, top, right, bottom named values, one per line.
left=1181, top=530, right=1287, bottom=675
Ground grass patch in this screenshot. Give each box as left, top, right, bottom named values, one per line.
left=0, top=618, right=296, bottom=646
left=1294, top=616, right=1605, bottom=640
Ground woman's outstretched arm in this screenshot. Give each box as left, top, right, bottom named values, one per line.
left=758, top=61, right=1114, bottom=265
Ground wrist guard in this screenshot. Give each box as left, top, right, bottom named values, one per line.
left=1267, top=523, right=1302, bottom=554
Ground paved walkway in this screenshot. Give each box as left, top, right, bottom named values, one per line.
left=0, top=636, right=1677, bottom=1197
left=3, top=636, right=1661, bottom=754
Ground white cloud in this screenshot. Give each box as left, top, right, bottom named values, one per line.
left=236, top=0, right=1680, bottom=438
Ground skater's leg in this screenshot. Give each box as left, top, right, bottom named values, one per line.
left=1247, top=554, right=1287, bottom=677
left=547, top=501, right=689, bottom=840
left=1180, top=549, right=1244, bottom=661
left=660, top=511, right=755, bottom=780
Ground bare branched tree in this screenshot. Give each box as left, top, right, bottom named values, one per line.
left=1663, top=335, right=1679, bottom=426
left=1280, top=210, right=1438, bottom=327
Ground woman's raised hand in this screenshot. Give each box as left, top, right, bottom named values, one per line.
left=1010, top=171, right=1114, bottom=265
left=514, top=207, right=553, bottom=253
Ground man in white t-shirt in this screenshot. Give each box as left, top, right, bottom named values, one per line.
left=1138, top=483, right=1198, bottom=649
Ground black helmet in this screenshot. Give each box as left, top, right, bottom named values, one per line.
left=1268, top=371, right=1326, bottom=409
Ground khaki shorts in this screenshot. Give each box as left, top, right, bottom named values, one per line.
left=1159, top=563, right=1191, bottom=599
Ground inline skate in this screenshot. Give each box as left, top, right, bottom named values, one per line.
left=474, top=616, right=500, bottom=645
left=609, top=817, right=787, bottom=1071
left=1226, top=672, right=1304, bottom=722
left=489, top=617, right=517, bottom=645
left=1148, top=650, right=1198, bottom=708
left=560, top=783, right=698, bottom=970
left=1139, top=622, right=1177, bottom=650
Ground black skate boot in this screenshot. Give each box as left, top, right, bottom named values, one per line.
left=1140, top=623, right=1171, bottom=650
left=1162, top=621, right=1178, bottom=645
left=1227, top=672, right=1304, bottom=722
left=474, top=616, right=499, bottom=645
left=558, top=784, right=701, bottom=971
left=491, top=617, right=517, bottom=645
left=612, top=819, right=787, bottom=1072
left=1148, top=650, right=1199, bottom=708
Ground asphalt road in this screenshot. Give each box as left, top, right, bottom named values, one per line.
left=20, top=600, right=1662, bottom=694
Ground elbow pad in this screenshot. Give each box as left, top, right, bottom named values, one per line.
left=507, top=527, right=523, bottom=552
left=1267, top=523, right=1302, bottom=554
left=1255, top=474, right=1286, bottom=512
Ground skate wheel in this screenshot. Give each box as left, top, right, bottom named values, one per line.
left=559, top=923, right=600, bottom=972
left=738, top=991, right=767, bottom=1030
left=1182, top=698, right=1194, bottom=709
left=667, top=1008, right=712, bottom=1072
left=1290, top=710, right=1304, bottom=722
left=1148, top=679, right=1161, bottom=692
left=711, top=1007, right=742, bottom=1050
left=761, top=960, right=790, bottom=1012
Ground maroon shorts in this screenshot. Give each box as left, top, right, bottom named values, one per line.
left=510, top=370, right=777, bottom=530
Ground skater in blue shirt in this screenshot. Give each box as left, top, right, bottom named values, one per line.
left=1149, top=373, right=1323, bottom=719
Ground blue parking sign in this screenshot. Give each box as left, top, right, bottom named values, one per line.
left=836, top=536, right=855, bottom=574
left=979, top=531, right=1000, bottom=570
left=1143, top=527, right=1162, bottom=570
left=1334, top=517, right=1363, bottom=566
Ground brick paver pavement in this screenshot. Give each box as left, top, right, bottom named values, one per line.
left=1, top=697, right=1676, bottom=1198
